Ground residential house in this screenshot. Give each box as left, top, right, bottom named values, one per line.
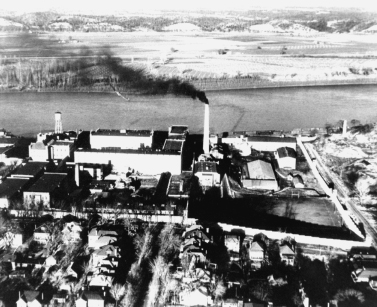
left=51, top=291, right=70, bottom=307
left=88, top=228, right=118, bottom=249
left=33, top=226, right=50, bottom=244
left=222, top=298, right=239, bottom=307
left=76, top=291, right=104, bottom=307
left=194, top=161, right=221, bottom=187
left=242, top=160, right=278, bottom=191
left=275, top=147, right=297, bottom=169
left=225, top=234, right=240, bottom=255
left=23, top=173, right=68, bottom=207
left=279, top=245, right=295, bottom=266
left=179, top=287, right=213, bottom=306
left=16, top=290, right=48, bottom=307
left=0, top=178, right=29, bottom=208
left=183, top=225, right=210, bottom=243
left=91, top=245, right=119, bottom=267
left=249, top=241, right=265, bottom=270
left=88, top=273, right=114, bottom=289
left=351, top=267, right=377, bottom=283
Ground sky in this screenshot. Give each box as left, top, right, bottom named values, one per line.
left=2, top=0, right=377, bottom=13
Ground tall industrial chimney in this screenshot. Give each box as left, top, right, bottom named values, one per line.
left=203, top=103, right=210, bottom=154
left=55, top=112, right=62, bottom=134
left=342, top=119, right=347, bottom=137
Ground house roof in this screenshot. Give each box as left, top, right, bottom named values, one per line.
left=88, top=228, right=118, bottom=237
left=82, top=291, right=103, bottom=301
left=0, top=178, right=29, bottom=198
left=0, top=137, right=18, bottom=145
left=163, top=139, right=184, bottom=151
left=26, top=173, right=66, bottom=193
left=170, top=126, right=188, bottom=135
left=242, top=179, right=277, bottom=190
left=93, top=236, right=117, bottom=246
left=247, top=136, right=296, bottom=143
left=357, top=268, right=377, bottom=279
left=250, top=241, right=264, bottom=252
left=194, top=161, right=219, bottom=173
left=246, top=160, right=275, bottom=180
left=277, top=147, right=297, bottom=159
left=12, top=162, right=48, bottom=177
left=279, top=245, right=295, bottom=255
left=23, top=290, right=40, bottom=302
left=0, top=147, right=13, bottom=155
left=93, top=245, right=117, bottom=256
left=92, top=129, right=152, bottom=137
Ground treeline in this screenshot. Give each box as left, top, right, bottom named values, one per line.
left=2, top=10, right=376, bottom=33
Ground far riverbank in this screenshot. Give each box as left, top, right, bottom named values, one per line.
left=1, top=76, right=377, bottom=94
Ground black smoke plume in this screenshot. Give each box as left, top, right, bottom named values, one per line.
left=96, top=50, right=209, bottom=104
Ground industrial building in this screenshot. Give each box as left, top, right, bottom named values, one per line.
left=74, top=148, right=182, bottom=186
left=194, top=161, right=220, bottom=187
left=23, top=173, right=68, bottom=207
left=275, top=147, right=297, bottom=169
left=0, top=178, right=30, bottom=208
left=242, top=159, right=278, bottom=191
left=90, top=129, right=153, bottom=150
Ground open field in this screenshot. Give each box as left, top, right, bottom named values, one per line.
left=253, top=197, right=343, bottom=227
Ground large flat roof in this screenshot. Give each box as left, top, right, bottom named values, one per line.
left=76, top=148, right=180, bottom=156
left=12, top=162, right=48, bottom=177
left=248, top=136, right=296, bottom=143
left=26, top=173, right=67, bottom=193
left=0, top=178, right=29, bottom=198
left=92, top=129, right=152, bottom=137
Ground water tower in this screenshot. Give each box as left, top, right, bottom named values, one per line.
left=55, top=112, right=63, bottom=134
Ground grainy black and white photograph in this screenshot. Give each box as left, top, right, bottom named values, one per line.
left=1, top=0, right=377, bottom=306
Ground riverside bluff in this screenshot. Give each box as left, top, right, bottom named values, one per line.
left=1, top=76, right=377, bottom=93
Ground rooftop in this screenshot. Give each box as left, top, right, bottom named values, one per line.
left=247, top=136, right=296, bottom=143
left=76, top=148, right=180, bottom=156
left=0, top=137, right=18, bottom=145
left=194, top=161, right=219, bottom=173
left=92, top=129, right=153, bottom=137
left=277, top=147, right=297, bottom=159
left=0, top=178, right=29, bottom=198
left=163, top=139, right=184, bottom=152
left=12, top=162, right=48, bottom=177
left=169, top=125, right=189, bottom=135
left=245, top=160, right=275, bottom=180
left=26, top=173, right=67, bottom=193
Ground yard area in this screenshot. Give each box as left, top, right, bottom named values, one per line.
left=253, top=196, right=342, bottom=227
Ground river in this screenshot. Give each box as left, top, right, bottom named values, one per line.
left=1, top=84, right=377, bottom=136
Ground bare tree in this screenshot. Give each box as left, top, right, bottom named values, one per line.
left=110, top=283, right=126, bottom=307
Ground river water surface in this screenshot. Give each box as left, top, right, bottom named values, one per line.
left=1, top=85, right=377, bottom=136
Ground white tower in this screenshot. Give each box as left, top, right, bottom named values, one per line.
left=55, top=112, right=63, bottom=134
left=203, top=103, right=210, bottom=154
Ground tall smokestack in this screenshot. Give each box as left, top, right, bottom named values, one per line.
left=203, top=102, right=209, bottom=154
left=55, top=112, right=62, bottom=134
left=343, top=119, right=347, bottom=137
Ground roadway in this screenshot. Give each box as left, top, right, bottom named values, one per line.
left=305, top=143, right=377, bottom=247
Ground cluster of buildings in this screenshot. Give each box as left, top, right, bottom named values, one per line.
left=350, top=246, right=377, bottom=290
